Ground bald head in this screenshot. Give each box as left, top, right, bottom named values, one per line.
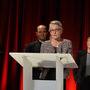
left=37, top=25, right=46, bottom=30
left=36, top=25, right=47, bottom=41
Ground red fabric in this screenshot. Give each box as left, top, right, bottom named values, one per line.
left=20, top=69, right=23, bottom=90
left=66, top=70, right=76, bottom=90
left=1, top=13, right=11, bottom=90
left=1, top=50, right=9, bottom=90
left=0, top=0, right=90, bottom=90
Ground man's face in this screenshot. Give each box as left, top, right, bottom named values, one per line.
left=36, top=26, right=47, bottom=41
left=87, top=37, right=90, bottom=49
left=49, top=24, right=63, bottom=40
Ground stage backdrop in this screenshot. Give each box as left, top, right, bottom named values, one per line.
left=0, top=0, right=90, bottom=90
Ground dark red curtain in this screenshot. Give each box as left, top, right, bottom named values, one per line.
left=0, top=0, right=90, bottom=90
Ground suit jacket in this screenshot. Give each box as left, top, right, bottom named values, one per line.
left=24, top=40, right=41, bottom=53
left=40, top=39, right=72, bottom=80
left=40, top=39, right=72, bottom=53
left=74, top=50, right=87, bottom=85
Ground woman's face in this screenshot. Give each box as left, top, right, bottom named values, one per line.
left=49, top=24, right=63, bottom=40
left=87, top=37, right=90, bottom=49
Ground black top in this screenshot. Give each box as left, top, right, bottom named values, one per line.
left=74, top=50, right=87, bottom=84
left=24, top=40, right=42, bottom=53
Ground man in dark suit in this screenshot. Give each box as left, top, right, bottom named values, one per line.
left=74, top=36, right=90, bottom=90
left=24, top=25, right=47, bottom=52
left=24, top=25, right=47, bottom=79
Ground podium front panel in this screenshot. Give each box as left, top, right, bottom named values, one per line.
left=33, top=80, right=56, bottom=90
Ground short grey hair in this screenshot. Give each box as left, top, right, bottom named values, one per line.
left=49, top=20, right=63, bottom=31
left=50, top=20, right=62, bottom=27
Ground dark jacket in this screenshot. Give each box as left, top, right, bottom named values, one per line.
left=74, top=50, right=87, bottom=85
left=24, top=40, right=41, bottom=53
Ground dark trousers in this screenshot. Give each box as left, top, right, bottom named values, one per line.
left=79, top=76, right=90, bottom=90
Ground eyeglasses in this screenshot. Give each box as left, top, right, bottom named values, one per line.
left=49, top=28, right=62, bottom=32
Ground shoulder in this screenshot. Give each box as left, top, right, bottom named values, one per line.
left=24, top=41, right=39, bottom=51
left=30, top=40, right=40, bottom=45
left=63, top=39, right=72, bottom=47
left=27, top=41, right=39, bottom=46
left=78, top=50, right=87, bottom=56
left=63, top=39, right=72, bottom=43
left=41, top=40, right=51, bottom=48
left=42, top=40, right=50, bottom=45
left=44, top=40, right=50, bottom=43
